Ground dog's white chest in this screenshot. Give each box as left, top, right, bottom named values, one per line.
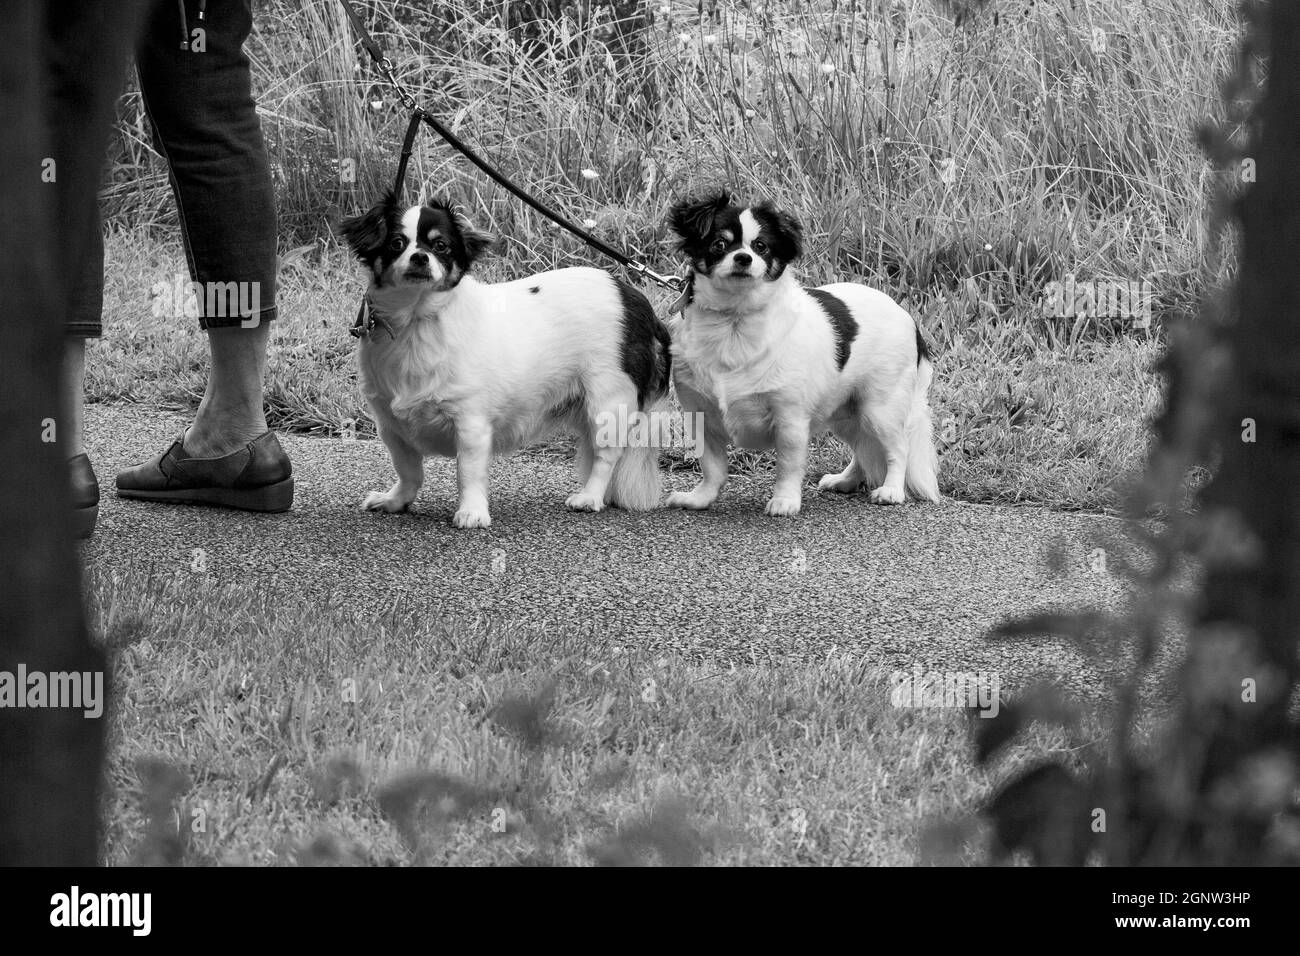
left=677, top=344, right=777, bottom=450
left=361, top=348, right=461, bottom=457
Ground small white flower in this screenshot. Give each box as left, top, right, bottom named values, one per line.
left=821, top=61, right=836, bottom=74
left=369, top=97, right=383, bottom=111
left=704, top=34, right=717, bottom=46
left=744, top=108, right=756, bottom=119
left=658, top=4, right=671, bottom=14
left=581, top=168, right=600, bottom=180
left=678, top=32, right=691, bottom=45
left=984, top=243, right=992, bottom=251
left=582, top=218, right=598, bottom=229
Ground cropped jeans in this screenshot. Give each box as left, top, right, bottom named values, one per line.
left=57, top=0, right=278, bottom=335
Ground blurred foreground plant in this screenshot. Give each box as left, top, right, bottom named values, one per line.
left=960, top=0, right=1300, bottom=866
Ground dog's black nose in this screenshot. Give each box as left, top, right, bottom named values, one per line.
left=733, top=251, right=752, bottom=267
left=409, top=251, right=428, bottom=266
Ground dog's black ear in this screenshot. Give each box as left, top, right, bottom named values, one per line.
left=667, top=189, right=733, bottom=244
left=770, top=206, right=804, bottom=261
left=752, top=201, right=804, bottom=262
left=443, top=202, right=497, bottom=267
left=460, top=223, right=498, bottom=266
left=340, top=189, right=398, bottom=260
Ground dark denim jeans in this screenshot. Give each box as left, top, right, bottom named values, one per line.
left=62, top=0, right=277, bottom=335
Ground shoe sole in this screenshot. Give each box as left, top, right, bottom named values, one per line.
left=116, top=477, right=294, bottom=513
left=73, top=503, right=98, bottom=539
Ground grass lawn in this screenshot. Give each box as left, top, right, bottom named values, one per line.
left=92, top=567, right=1138, bottom=866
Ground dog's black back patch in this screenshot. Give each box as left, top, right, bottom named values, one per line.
left=614, top=278, right=672, bottom=408
left=805, top=288, right=857, bottom=370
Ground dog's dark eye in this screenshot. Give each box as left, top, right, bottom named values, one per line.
left=431, top=238, right=449, bottom=253
left=710, top=237, right=728, bottom=254
left=389, top=236, right=407, bottom=252
left=752, top=239, right=769, bottom=255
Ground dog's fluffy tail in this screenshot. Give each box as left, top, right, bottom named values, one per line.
left=607, top=391, right=667, bottom=511
left=905, top=355, right=942, bottom=502
left=607, top=437, right=663, bottom=510
left=605, top=325, right=671, bottom=511
left=574, top=399, right=666, bottom=512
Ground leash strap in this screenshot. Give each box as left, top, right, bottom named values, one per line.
left=338, top=0, right=684, bottom=294
left=393, top=109, right=422, bottom=204
left=340, top=0, right=385, bottom=67
left=413, top=109, right=648, bottom=277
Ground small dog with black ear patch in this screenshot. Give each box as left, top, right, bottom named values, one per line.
left=340, top=191, right=672, bottom=528
left=664, top=190, right=940, bottom=516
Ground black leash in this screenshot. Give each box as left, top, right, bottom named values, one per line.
left=339, top=0, right=683, bottom=310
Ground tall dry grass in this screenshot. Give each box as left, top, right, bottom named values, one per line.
left=103, top=0, right=1239, bottom=354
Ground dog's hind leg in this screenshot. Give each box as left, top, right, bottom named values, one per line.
left=568, top=386, right=635, bottom=512
left=361, top=422, right=424, bottom=514
left=567, top=442, right=620, bottom=512
left=861, top=388, right=911, bottom=505
left=818, top=456, right=864, bottom=493
left=818, top=421, right=867, bottom=493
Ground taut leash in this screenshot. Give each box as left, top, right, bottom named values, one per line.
left=339, top=0, right=684, bottom=326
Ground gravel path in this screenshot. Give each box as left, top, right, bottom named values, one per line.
left=82, top=404, right=1142, bottom=698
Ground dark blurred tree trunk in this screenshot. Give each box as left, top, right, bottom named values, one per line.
left=0, top=0, right=139, bottom=865
left=1184, top=0, right=1300, bottom=862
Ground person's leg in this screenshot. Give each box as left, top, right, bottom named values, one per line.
left=63, top=226, right=99, bottom=532
left=187, top=323, right=270, bottom=459
left=62, top=266, right=101, bottom=462
left=62, top=203, right=105, bottom=460
left=48, top=2, right=147, bottom=534
left=134, top=0, right=278, bottom=459
left=63, top=339, right=86, bottom=459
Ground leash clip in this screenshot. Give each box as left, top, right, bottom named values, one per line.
left=376, top=57, right=420, bottom=112
left=629, top=263, right=686, bottom=294
left=349, top=298, right=396, bottom=341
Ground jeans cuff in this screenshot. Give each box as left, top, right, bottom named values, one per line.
left=198, top=304, right=278, bottom=330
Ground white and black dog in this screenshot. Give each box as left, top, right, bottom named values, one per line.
left=664, top=190, right=940, bottom=516
left=340, top=191, right=671, bottom=528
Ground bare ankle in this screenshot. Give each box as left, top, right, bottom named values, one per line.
left=183, top=417, right=268, bottom=458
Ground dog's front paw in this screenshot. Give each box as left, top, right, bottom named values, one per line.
left=764, top=495, right=802, bottom=517
left=868, top=485, right=906, bottom=505
left=666, top=490, right=715, bottom=511
left=818, top=472, right=862, bottom=494
left=361, top=491, right=411, bottom=513
left=452, top=505, right=492, bottom=529
left=565, top=491, right=606, bottom=513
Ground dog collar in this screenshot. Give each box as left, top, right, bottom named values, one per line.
left=348, top=296, right=396, bottom=340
